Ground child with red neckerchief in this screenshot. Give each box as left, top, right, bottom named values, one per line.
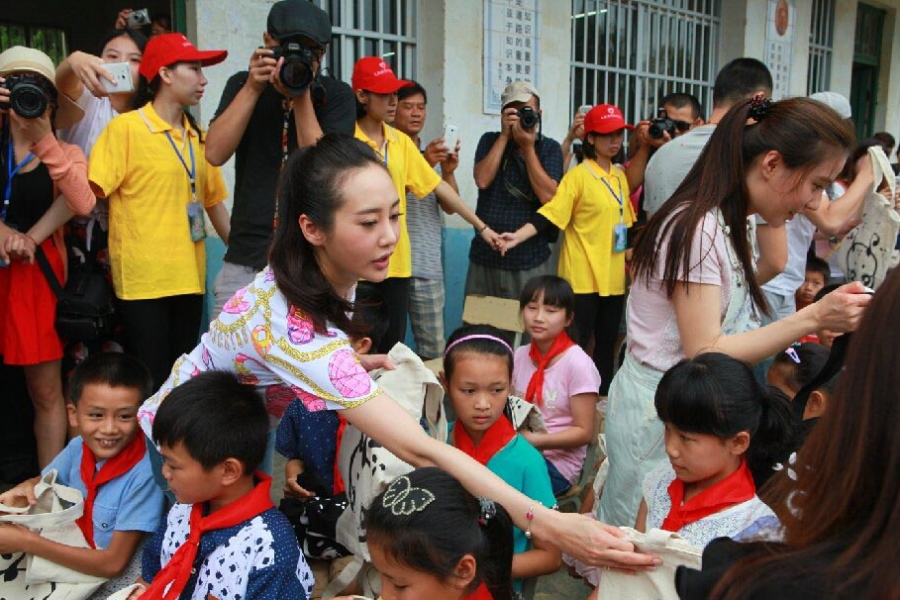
left=0, top=353, right=164, bottom=597
left=441, top=324, right=559, bottom=597
left=511, top=276, right=601, bottom=496
left=134, top=372, right=312, bottom=600
left=565, top=352, right=791, bottom=599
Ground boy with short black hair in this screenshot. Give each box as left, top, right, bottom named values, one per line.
left=796, top=256, right=830, bottom=311
left=0, top=353, right=163, bottom=592
left=138, top=371, right=313, bottom=600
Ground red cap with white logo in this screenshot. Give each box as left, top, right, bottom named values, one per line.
left=351, top=56, right=412, bottom=94
left=583, top=104, right=634, bottom=136
left=138, top=33, right=227, bottom=81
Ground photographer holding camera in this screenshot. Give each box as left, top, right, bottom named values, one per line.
left=206, top=0, right=356, bottom=318
left=469, top=81, right=563, bottom=305
left=0, top=46, right=95, bottom=468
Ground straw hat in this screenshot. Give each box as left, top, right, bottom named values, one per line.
left=0, top=46, right=84, bottom=130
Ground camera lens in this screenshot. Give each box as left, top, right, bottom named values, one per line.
left=518, top=107, right=539, bottom=129
left=11, top=83, right=48, bottom=119
left=281, top=58, right=313, bottom=92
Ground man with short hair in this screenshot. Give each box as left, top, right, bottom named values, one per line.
left=392, top=82, right=458, bottom=359
left=468, top=81, right=564, bottom=301
left=206, top=0, right=356, bottom=318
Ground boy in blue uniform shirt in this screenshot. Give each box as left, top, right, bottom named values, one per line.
left=0, top=353, right=164, bottom=593
left=138, top=372, right=313, bottom=600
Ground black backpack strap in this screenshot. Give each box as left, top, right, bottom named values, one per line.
left=791, top=333, right=851, bottom=421
left=34, top=246, right=65, bottom=299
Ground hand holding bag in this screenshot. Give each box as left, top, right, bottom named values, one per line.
left=0, top=470, right=107, bottom=599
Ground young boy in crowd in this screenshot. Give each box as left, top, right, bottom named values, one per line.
left=137, top=372, right=313, bottom=599
left=796, top=256, right=830, bottom=311
left=0, top=353, right=164, bottom=591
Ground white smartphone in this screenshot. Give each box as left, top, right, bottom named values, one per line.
left=578, top=104, right=592, bottom=115
left=101, top=62, right=134, bottom=94
left=442, top=124, right=460, bottom=155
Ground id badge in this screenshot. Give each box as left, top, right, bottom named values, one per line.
left=187, top=202, right=207, bottom=242
left=613, top=221, right=628, bottom=253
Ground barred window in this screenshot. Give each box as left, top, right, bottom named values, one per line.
left=570, top=0, right=720, bottom=125
left=0, top=22, right=68, bottom=66
left=311, top=0, right=418, bottom=83
left=807, top=0, right=835, bottom=95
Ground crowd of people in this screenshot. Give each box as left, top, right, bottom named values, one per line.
left=0, top=0, right=898, bottom=599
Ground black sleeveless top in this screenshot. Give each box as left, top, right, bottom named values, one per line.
left=1, top=132, right=54, bottom=232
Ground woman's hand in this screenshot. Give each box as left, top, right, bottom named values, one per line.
left=0, top=522, right=37, bottom=554
left=812, top=281, right=872, bottom=333
left=66, top=51, right=116, bottom=98
left=498, top=230, right=522, bottom=256
left=358, top=353, right=395, bottom=372
left=479, top=225, right=502, bottom=251
left=3, top=231, right=36, bottom=264
left=8, top=108, right=52, bottom=146
left=115, top=8, right=134, bottom=29
left=545, top=511, right=661, bottom=573
left=0, top=477, right=39, bottom=509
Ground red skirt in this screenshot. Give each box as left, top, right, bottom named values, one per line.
left=0, top=239, right=64, bottom=365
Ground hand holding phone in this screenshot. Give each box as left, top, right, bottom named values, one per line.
left=100, top=62, right=134, bottom=94
left=442, top=124, right=459, bottom=155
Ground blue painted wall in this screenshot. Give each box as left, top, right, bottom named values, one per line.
left=203, top=227, right=475, bottom=347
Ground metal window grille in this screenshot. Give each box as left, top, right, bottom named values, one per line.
left=310, top=0, right=418, bottom=83
left=807, top=0, right=834, bottom=95
left=0, top=22, right=68, bottom=65
left=570, top=0, right=720, bottom=127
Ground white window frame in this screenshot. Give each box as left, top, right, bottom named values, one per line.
left=570, top=0, right=720, bottom=127
left=311, top=0, right=418, bottom=83
left=807, top=0, right=834, bottom=95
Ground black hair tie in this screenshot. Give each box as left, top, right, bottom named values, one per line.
left=748, top=95, right=772, bottom=122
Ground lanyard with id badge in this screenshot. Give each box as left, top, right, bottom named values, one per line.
left=1, top=141, right=37, bottom=267
left=587, top=163, right=628, bottom=253
left=164, top=130, right=206, bottom=242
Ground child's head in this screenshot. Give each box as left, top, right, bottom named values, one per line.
left=768, top=343, right=838, bottom=420
left=68, top=353, right=153, bottom=461
left=518, top=275, right=575, bottom=343
left=367, top=467, right=514, bottom=600
left=796, top=256, right=829, bottom=308
left=441, top=325, right=514, bottom=442
left=352, top=285, right=391, bottom=354
left=655, top=353, right=794, bottom=487
left=153, top=372, right=268, bottom=505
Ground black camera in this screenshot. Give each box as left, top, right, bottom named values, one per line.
left=648, top=114, right=677, bottom=140
left=0, top=74, right=56, bottom=119
left=518, top=106, right=539, bottom=130
left=270, top=42, right=317, bottom=95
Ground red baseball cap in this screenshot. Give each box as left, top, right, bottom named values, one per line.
left=583, top=104, right=634, bottom=136
left=351, top=57, right=412, bottom=94
left=138, top=33, right=227, bottom=81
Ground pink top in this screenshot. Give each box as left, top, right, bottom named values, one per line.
left=626, top=211, right=732, bottom=372
left=31, top=133, right=95, bottom=216
left=512, top=344, right=602, bottom=482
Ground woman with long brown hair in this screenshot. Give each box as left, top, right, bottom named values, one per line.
left=597, top=97, right=872, bottom=528
left=677, top=266, right=900, bottom=600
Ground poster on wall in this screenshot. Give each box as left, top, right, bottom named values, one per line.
left=483, top=0, right=540, bottom=115
left=765, top=0, right=794, bottom=99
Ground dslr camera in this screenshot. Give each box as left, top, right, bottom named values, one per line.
left=648, top=108, right=677, bottom=140
left=270, top=42, right=317, bottom=95
left=517, top=106, right=539, bottom=130
left=0, top=74, right=56, bottom=119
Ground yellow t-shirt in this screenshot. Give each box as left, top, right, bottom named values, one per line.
left=354, top=122, right=441, bottom=279
left=538, top=159, right=635, bottom=296
left=89, top=103, right=227, bottom=300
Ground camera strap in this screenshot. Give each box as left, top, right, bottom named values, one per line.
left=163, top=131, right=196, bottom=204
left=3, top=140, right=36, bottom=221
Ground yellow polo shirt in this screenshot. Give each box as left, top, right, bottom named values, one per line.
left=354, top=122, right=441, bottom=279
left=538, top=159, right=635, bottom=296
left=89, top=102, right=227, bottom=300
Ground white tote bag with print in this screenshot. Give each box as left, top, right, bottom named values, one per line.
left=0, top=470, right=107, bottom=600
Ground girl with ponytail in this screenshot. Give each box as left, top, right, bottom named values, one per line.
left=598, top=96, right=872, bottom=529
left=360, top=467, right=515, bottom=600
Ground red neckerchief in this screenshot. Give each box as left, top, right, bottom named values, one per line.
left=661, top=459, right=756, bottom=531
left=77, top=433, right=146, bottom=548
left=333, top=414, right=347, bottom=495
left=466, top=582, right=493, bottom=600
left=525, top=332, right=575, bottom=407
left=453, top=415, right=516, bottom=466
left=142, top=474, right=275, bottom=600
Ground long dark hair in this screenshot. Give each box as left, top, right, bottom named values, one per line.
left=655, top=352, right=795, bottom=483
left=132, top=66, right=204, bottom=141
left=269, top=134, right=384, bottom=337
left=714, top=269, right=900, bottom=599
left=97, top=28, right=147, bottom=57
left=368, top=467, right=515, bottom=600
left=631, top=97, right=855, bottom=314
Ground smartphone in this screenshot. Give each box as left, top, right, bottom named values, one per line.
left=101, top=62, right=134, bottom=94
left=442, top=124, right=459, bottom=155
left=578, top=104, right=592, bottom=115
